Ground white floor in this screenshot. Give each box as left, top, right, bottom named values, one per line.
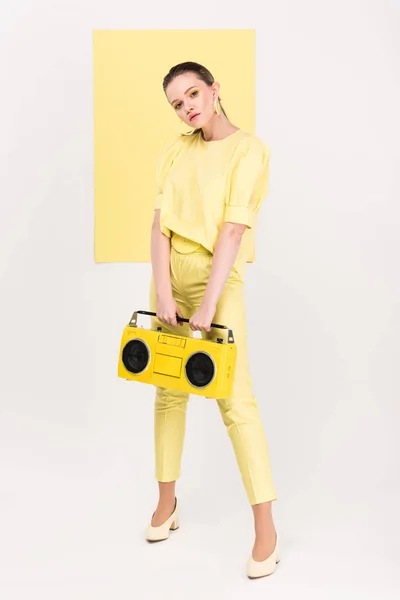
left=1, top=415, right=399, bottom=600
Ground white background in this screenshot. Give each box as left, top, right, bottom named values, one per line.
left=1, top=1, right=399, bottom=598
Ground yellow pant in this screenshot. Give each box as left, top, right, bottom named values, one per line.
left=149, top=233, right=277, bottom=505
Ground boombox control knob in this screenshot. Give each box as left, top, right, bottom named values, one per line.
left=217, top=338, right=223, bottom=344
left=157, top=327, right=162, bottom=331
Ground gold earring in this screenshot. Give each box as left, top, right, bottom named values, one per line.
left=214, top=97, right=221, bottom=115
left=179, top=119, right=196, bottom=135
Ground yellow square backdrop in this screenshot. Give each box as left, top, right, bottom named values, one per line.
left=93, top=30, right=256, bottom=262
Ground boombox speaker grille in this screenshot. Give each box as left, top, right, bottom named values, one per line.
left=185, top=352, right=215, bottom=388
left=122, top=339, right=150, bottom=374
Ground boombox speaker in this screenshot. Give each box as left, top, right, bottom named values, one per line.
left=117, top=310, right=237, bottom=399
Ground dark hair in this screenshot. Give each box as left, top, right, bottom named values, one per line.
left=162, top=61, right=229, bottom=137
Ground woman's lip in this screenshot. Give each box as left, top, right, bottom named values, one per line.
left=190, top=113, right=200, bottom=121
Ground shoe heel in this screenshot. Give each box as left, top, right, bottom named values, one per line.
left=170, top=516, right=179, bottom=530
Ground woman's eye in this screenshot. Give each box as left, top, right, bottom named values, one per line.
left=174, top=90, right=198, bottom=110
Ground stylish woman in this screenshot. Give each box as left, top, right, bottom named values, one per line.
left=147, top=61, right=280, bottom=579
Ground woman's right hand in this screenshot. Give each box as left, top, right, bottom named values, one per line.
left=156, top=294, right=184, bottom=327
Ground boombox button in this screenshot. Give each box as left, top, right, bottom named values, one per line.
left=217, top=338, right=223, bottom=344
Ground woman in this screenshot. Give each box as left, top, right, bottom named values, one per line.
left=147, top=61, right=280, bottom=579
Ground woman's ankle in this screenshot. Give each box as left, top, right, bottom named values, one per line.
left=157, top=480, right=176, bottom=506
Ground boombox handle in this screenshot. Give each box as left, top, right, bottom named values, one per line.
left=129, top=310, right=235, bottom=344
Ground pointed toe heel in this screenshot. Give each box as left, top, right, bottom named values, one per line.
left=246, top=533, right=280, bottom=579
left=169, top=515, right=179, bottom=531
left=145, top=498, right=179, bottom=542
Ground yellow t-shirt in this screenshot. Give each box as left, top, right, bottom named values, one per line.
left=154, top=128, right=270, bottom=279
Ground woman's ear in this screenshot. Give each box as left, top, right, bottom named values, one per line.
left=212, top=82, right=221, bottom=98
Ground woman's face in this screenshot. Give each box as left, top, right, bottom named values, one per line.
left=165, top=73, right=217, bottom=128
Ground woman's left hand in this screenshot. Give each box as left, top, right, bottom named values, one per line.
left=189, top=301, right=217, bottom=332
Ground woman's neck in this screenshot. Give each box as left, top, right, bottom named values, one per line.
left=200, top=114, right=240, bottom=142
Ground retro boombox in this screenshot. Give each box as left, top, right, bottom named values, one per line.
left=117, top=310, right=237, bottom=399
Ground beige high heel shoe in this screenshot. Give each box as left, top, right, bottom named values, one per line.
left=246, top=532, right=280, bottom=579
left=145, top=497, right=179, bottom=542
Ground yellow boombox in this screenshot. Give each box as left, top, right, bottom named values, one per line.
left=117, top=310, right=237, bottom=399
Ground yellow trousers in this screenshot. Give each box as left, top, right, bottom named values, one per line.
left=149, top=233, right=277, bottom=505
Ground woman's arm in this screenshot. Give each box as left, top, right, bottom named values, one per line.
left=189, top=222, right=246, bottom=331
left=150, top=210, right=184, bottom=327
left=203, top=222, right=246, bottom=305
left=151, top=210, right=173, bottom=299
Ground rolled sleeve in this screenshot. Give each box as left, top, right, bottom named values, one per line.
left=223, top=139, right=270, bottom=229
left=154, top=192, right=163, bottom=211
left=223, top=205, right=254, bottom=228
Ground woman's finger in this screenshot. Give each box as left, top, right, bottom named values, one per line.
left=176, top=305, right=184, bottom=326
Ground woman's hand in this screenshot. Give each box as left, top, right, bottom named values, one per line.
left=189, top=301, right=217, bottom=332
left=156, top=294, right=184, bottom=327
